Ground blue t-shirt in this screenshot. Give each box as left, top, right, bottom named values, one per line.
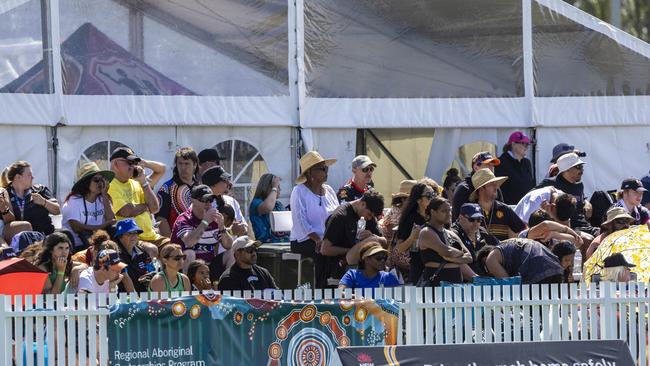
left=339, top=269, right=400, bottom=289
left=249, top=199, right=288, bottom=243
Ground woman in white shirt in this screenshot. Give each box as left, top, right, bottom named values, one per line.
left=289, top=151, right=339, bottom=285
left=62, top=162, right=116, bottom=251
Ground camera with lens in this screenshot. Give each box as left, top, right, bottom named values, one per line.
left=575, top=151, right=587, bottom=158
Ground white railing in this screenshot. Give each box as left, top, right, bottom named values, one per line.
left=1, top=283, right=648, bottom=366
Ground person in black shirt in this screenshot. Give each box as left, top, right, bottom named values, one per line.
left=451, top=151, right=504, bottom=221
left=395, top=183, right=432, bottom=284
left=337, top=155, right=376, bottom=203
left=217, top=236, right=278, bottom=291
left=495, top=131, right=536, bottom=205
left=319, top=190, right=386, bottom=287
left=450, top=203, right=500, bottom=274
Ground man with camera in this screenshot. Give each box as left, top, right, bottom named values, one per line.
left=171, top=184, right=233, bottom=281
left=108, top=147, right=167, bottom=248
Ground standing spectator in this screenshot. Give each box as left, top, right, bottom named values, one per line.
left=337, top=155, right=376, bottom=203
left=395, top=183, right=432, bottom=284
left=171, top=185, right=232, bottom=280
left=114, top=218, right=154, bottom=293
left=201, top=166, right=248, bottom=237
left=157, top=147, right=199, bottom=237
left=320, top=190, right=386, bottom=286
left=62, top=162, right=116, bottom=252
left=417, top=197, right=474, bottom=287
left=478, top=239, right=564, bottom=284
left=108, top=147, right=167, bottom=247
left=289, top=151, right=339, bottom=284
left=471, top=169, right=526, bottom=240
left=249, top=173, right=289, bottom=243
left=451, top=151, right=503, bottom=221
left=6, top=161, right=60, bottom=235
left=149, top=244, right=191, bottom=293
left=614, top=178, right=650, bottom=225
left=338, top=241, right=400, bottom=289
left=546, top=143, right=584, bottom=178
left=217, top=236, right=278, bottom=291
left=450, top=203, right=500, bottom=274
left=442, top=168, right=462, bottom=200
left=197, top=148, right=221, bottom=181
left=585, top=207, right=634, bottom=260
left=495, top=131, right=536, bottom=204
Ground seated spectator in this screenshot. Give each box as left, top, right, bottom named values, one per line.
left=6, top=160, right=60, bottom=236
left=62, top=162, right=116, bottom=252
left=36, top=232, right=86, bottom=294
left=495, top=131, right=536, bottom=205
left=514, top=187, right=562, bottom=224
left=585, top=207, right=634, bottom=260
left=187, top=259, right=213, bottom=291
left=470, top=169, right=526, bottom=240
left=197, top=148, right=222, bottom=181
left=442, top=168, right=462, bottom=200
left=546, top=143, right=585, bottom=178
left=551, top=241, right=577, bottom=283
left=114, top=218, right=155, bottom=293
left=171, top=185, right=233, bottom=280
left=477, top=239, right=565, bottom=284
left=71, top=229, right=114, bottom=266
left=108, top=147, right=167, bottom=247
left=201, top=166, right=247, bottom=237
left=289, top=151, right=338, bottom=286
left=419, top=177, right=443, bottom=197
left=614, top=178, right=650, bottom=225
left=338, top=242, right=400, bottom=289
left=320, top=190, right=386, bottom=287
left=395, top=183, right=432, bottom=284
left=450, top=203, right=500, bottom=274
left=451, top=151, right=503, bottom=221
left=417, top=197, right=474, bottom=287
left=10, top=230, right=44, bottom=256
left=157, top=147, right=199, bottom=237
left=249, top=173, right=289, bottom=243
left=337, top=155, right=376, bottom=203
left=149, top=244, right=191, bottom=293
left=599, top=253, right=635, bottom=282
left=381, top=180, right=416, bottom=277
left=78, top=247, right=135, bottom=293
left=217, top=236, right=278, bottom=291
left=520, top=210, right=582, bottom=249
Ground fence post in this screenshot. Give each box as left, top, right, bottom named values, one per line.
left=600, top=282, right=617, bottom=340
left=0, top=296, right=7, bottom=365
left=405, top=286, right=418, bottom=345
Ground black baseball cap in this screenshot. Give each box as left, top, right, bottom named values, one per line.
left=198, top=148, right=222, bottom=164
left=620, top=178, right=647, bottom=192
left=110, top=147, right=141, bottom=162
left=201, top=166, right=231, bottom=186
left=603, top=253, right=635, bottom=268
left=191, top=184, right=217, bottom=201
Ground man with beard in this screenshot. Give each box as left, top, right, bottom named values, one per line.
left=452, top=151, right=504, bottom=221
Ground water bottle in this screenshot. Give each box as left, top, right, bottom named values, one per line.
left=356, top=217, right=366, bottom=240
left=573, top=251, right=582, bottom=274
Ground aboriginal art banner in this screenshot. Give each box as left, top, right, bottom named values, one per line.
left=337, top=340, right=635, bottom=366
left=108, top=294, right=399, bottom=366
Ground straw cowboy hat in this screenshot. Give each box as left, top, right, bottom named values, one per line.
left=469, top=168, right=507, bottom=201
left=72, top=162, right=115, bottom=192
left=295, top=151, right=337, bottom=184
left=392, top=179, right=417, bottom=199
left=602, top=207, right=634, bottom=226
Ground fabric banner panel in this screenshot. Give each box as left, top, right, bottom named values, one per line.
left=338, top=340, right=635, bottom=366
left=108, top=294, right=399, bottom=366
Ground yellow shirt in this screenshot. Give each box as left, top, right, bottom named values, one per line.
left=108, top=178, right=157, bottom=241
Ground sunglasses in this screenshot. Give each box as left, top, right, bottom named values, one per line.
left=167, top=255, right=187, bottom=261
left=199, top=198, right=215, bottom=203
left=372, top=254, right=388, bottom=261
left=466, top=217, right=482, bottom=223
left=92, top=176, right=105, bottom=183
left=312, top=166, right=328, bottom=172
left=242, top=247, right=257, bottom=254
left=362, top=166, right=375, bottom=173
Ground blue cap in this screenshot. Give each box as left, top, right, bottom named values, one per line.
left=459, top=203, right=483, bottom=219
left=114, top=218, right=143, bottom=237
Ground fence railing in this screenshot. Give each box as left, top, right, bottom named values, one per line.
left=1, top=282, right=648, bottom=366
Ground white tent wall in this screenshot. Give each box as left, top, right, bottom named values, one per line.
left=535, top=126, right=650, bottom=197
left=0, top=125, right=49, bottom=184
left=301, top=128, right=357, bottom=192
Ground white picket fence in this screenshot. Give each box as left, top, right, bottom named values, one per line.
left=1, top=282, right=648, bottom=366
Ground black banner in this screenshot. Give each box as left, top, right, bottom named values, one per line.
left=338, top=340, right=634, bottom=366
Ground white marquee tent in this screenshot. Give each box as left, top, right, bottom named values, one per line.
left=1, top=0, right=650, bottom=212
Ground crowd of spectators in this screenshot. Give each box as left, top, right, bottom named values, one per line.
left=1, top=131, right=649, bottom=294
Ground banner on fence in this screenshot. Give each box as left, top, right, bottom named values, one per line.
left=337, top=340, right=635, bottom=366
left=108, top=294, right=399, bottom=366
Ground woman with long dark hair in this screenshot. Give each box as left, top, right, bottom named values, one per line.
left=250, top=173, right=288, bottom=243
left=36, top=232, right=86, bottom=294
left=395, top=183, right=434, bottom=284
left=417, top=197, right=473, bottom=287
left=62, top=162, right=116, bottom=252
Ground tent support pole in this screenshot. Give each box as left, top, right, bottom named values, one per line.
left=365, top=129, right=413, bottom=180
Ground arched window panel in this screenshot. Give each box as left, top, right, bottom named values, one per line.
left=77, top=140, right=129, bottom=172
left=533, top=2, right=650, bottom=97
left=0, top=0, right=49, bottom=94
left=304, top=0, right=524, bottom=98
left=58, top=0, right=288, bottom=96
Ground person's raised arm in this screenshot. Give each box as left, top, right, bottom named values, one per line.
left=257, top=176, right=281, bottom=215
left=141, top=159, right=166, bottom=188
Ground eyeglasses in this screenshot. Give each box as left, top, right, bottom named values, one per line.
left=372, top=254, right=388, bottom=261
left=199, top=198, right=215, bottom=203
left=362, top=166, right=374, bottom=173
left=167, top=255, right=187, bottom=261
